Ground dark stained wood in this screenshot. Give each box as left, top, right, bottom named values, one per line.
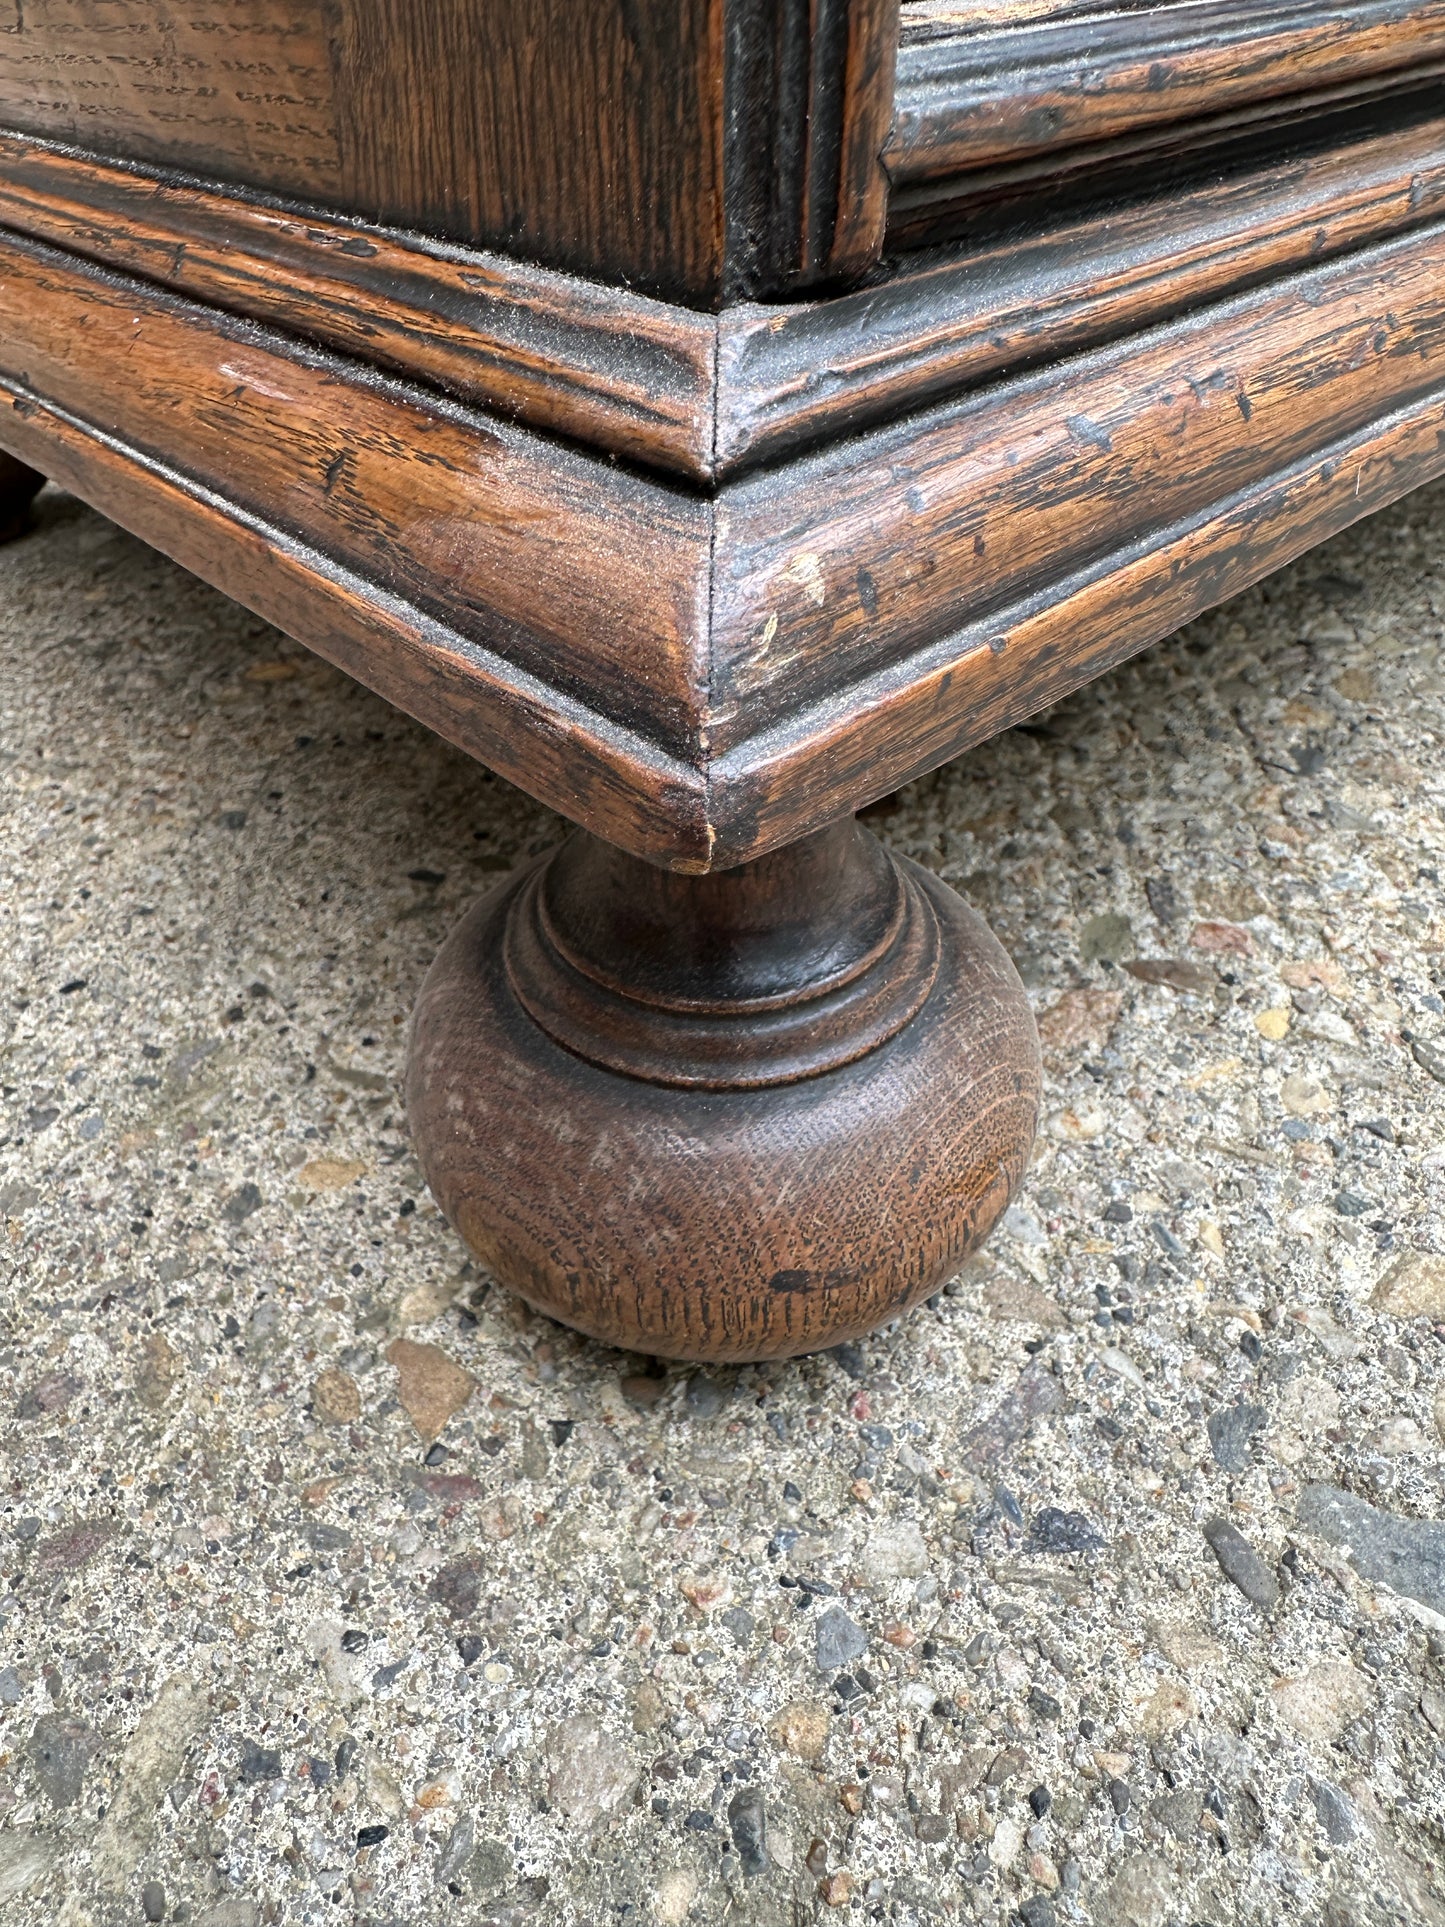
left=0, top=364, right=714, bottom=869
left=408, top=819, right=1040, bottom=1360
left=12, top=0, right=1445, bottom=1359
left=708, top=216, right=1445, bottom=763
left=0, top=229, right=712, bottom=757
left=707, top=379, right=1445, bottom=862
left=0, top=2, right=343, bottom=198
left=507, top=811, right=941, bottom=1086
left=12, top=102, right=1445, bottom=487
left=0, top=131, right=720, bottom=481
left=725, top=0, right=899, bottom=295
left=719, top=96, right=1445, bottom=470
left=889, top=0, right=1445, bottom=183
left=5, top=206, right=1445, bottom=868
left=0, top=1, right=902, bottom=304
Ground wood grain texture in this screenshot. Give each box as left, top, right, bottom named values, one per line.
left=725, top=0, right=899, bottom=294
left=12, top=103, right=1445, bottom=486
left=0, top=373, right=714, bottom=868
left=0, top=230, right=712, bottom=757
left=889, top=0, right=1445, bottom=181
left=6, top=209, right=1445, bottom=869
left=0, top=1, right=902, bottom=304
left=706, top=365, right=1445, bottom=862
left=0, top=0, right=342, bottom=198
left=0, top=132, right=720, bottom=480
left=708, top=218, right=1445, bottom=762
left=408, top=822, right=1040, bottom=1360
left=718, top=96, right=1445, bottom=471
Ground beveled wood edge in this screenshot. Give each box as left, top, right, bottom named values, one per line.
left=0, top=226, right=713, bottom=760
left=0, top=131, right=721, bottom=484
left=705, top=384, right=1445, bottom=863
left=887, top=0, right=1445, bottom=181
left=8, top=113, right=1445, bottom=488
left=710, top=213, right=1445, bottom=747
left=0, top=379, right=715, bottom=871
left=718, top=99, right=1445, bottom=471
left=882, top=59, right=1445, bottom=251
left=6, top=206, right=1445, bottom=872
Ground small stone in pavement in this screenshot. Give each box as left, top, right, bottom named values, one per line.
left=26, top=1714, right=96, bottom=1807
left=384, top=1337, right=476, bottom=1443
left=1298, top=1484, right=1445, bottom=1619
left=238, top=1739, right=282, bottom=1785
left=141, top=1881, right=166, bottom=1923
left=727, top=1786, right=769, bottom=1876
left=1206, top=1401, right=1268, bottom=1473
left=1029, top=1507, right=1106, bottom=1554
left=683, top=1375, right=728, bottom=1418
left=815, top=1606, right=868, bottom=1672
left=1310, top=1779, right=1357, bottom=1845
left=1370, top=1251, right=1445, bottom=1320
left=1202, top=1517, right=1279, bottom=1612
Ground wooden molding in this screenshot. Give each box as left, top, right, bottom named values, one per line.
left=7, top=111, right=1445, bottom=488
left=0, top=1, right=900, bottom=304
left=4, top=215, right=1445, bottom=869
left=889, top=0, right=1445, bottom=182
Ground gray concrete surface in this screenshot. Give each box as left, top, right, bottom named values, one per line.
left=0, top=481, right=1443, bottom=1927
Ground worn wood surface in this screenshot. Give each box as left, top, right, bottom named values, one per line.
left=720, top=94, right=1445, bottom=470
left=6, top=209, right=1445, bottom=868
left=710, top=218, right=1445, bottom=754
left=0, top=230, right=711, bottom=757
left=0, top=370, right=715, bottom=868
left=408, top=820, right=1040, bottom=1359
left=889, top=0, right=1445, bottom=182
left=707, top=375, right=1445, bottom=860
left=0, top=0, right=901, bottom=303
left=0, top=0, right=342, bottom=199
left=11, top=102, right=1445, bottom=487
left=0, top=132, right=720, bottom=480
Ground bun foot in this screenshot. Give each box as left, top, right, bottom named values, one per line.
left=407, top=818, right=1040, bottom=1363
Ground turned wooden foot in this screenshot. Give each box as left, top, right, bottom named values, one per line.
left=0, top=452, right=44, bottom=543
left=407, top=818, right=1040, bottom=1362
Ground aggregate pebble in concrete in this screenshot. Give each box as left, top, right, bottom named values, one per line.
left=1, top=483, right=1444, bottom=1925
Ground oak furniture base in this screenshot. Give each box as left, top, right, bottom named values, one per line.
left=407, top=819, right=1039, bottom=1361
left=3, top=3, right=1442, bottom=1358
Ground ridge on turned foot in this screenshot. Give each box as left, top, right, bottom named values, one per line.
left=407, top=817, right=1040, bottom=1362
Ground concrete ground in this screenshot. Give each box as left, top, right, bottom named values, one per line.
left=0, top=479, right=1443, bottom=1927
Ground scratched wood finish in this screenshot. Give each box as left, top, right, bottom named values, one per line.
left=0, top=231, right=712, bottom=758
left=0, top=133, right=720, bottom=481
left=0, top=0, right=901, bottom=303
left=0, top=368, right=716, bottom=868
left=719, top=93, right=1445, bottom=471
left=889, top=0, right=1445, bottom=183
left=408, top=820, right=1040, bottom=1360
left=708, top=218, right=1445, bottom=756
left=5, top=213, right=1445, bottom=867
left=10, top=102, right=1445, bottom=487
left=0, top=1, right=343, bottom=199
